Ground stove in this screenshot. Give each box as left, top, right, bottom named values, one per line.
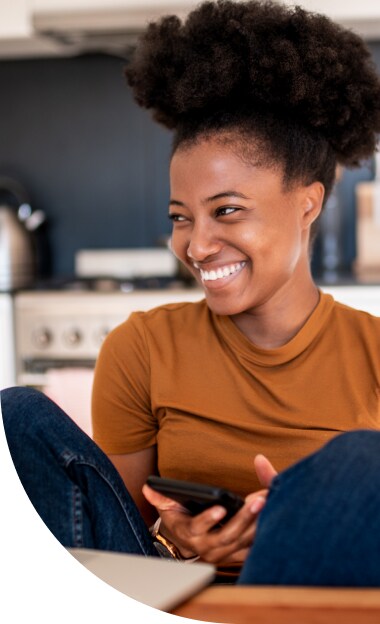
left=31, top=274, right=195, bottom=293
left=11, top=245, right=202, bottom=430
left=14, top=281, right=203, bottom=388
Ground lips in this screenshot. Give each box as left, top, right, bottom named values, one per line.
left=193, top=261, right=247, bottom=282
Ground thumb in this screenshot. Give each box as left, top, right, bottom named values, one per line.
left=254, top=454, right=278, bottom=488
left=142, top=484, right=186, bottom=513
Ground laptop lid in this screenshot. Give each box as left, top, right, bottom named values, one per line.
left=67, top=548, right=215, bottom=611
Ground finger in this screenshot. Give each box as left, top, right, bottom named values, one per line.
left=219, top=547, right=250, bottom=564
left=245, top=490, right=268, bottom=505
left=254, top=454, right=278, bottom=488
left=191, top=499, right=260, bottom=559
left=199, top=519, right=257, bottom=563
left=188, top=505, right=228, bottom=536
left=179, top=502, right=261, bottom=563
left=189, top=491, right=265, bottom=540
left=142, top=484, right=186, bottom=512
left=214, top=498, right=265, bottom=547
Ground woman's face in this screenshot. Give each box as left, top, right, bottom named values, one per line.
left=169, top=137, right=322, bottom=317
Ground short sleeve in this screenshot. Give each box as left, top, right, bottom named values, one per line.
left=91, top=312, right=157, bottom=454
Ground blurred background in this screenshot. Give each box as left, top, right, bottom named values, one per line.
left=0, top=0, right=379, bottom=280
left=2, top=0, right=380, bottom=412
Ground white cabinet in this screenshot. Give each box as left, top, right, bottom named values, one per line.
left=29, top=0, right=380, bottom=21
left=0, top=0, right=31, bottom=38
left=30, top=0, right=380, bottom=45
left=31, top=0, right=193, bottom=9
left=0, top=294, right=16, bottom=390
left=3, top=0, right=380, bottom=59
left=0, top=0, right=68, bottom=58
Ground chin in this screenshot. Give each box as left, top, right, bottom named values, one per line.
left=204, top=294, right=245, bottom=317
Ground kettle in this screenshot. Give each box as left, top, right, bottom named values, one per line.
left=0, top=177, right=45, bottom=291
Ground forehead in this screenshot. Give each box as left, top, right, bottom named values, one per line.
left=169, top=137, right=285, bottom=196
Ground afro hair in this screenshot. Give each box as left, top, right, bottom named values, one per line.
left=126, top=0, right=380, bottom=195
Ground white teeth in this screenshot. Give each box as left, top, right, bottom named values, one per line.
left=199, top=262, right=246, bottom=282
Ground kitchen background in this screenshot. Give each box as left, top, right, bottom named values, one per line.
left=2, top=0, right=380, bottom=424
left=0, top=47, right=379, bottom=278
left=0, top=53, right=173, bottom=277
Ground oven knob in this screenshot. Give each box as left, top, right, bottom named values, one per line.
left=65, top=329, right=82, bottom=346
left=96, top=327, right=110, bottom=344
left=33, top=327, right=52, bottom=348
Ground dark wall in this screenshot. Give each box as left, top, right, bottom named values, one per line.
left=1, top=44, right=379, bottom=277
left=0, top=54, right=172, bottom=276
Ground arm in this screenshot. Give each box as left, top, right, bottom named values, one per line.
left=107, top=446, right=158, bottom=527
left=92, top=314, right=159, bottom=526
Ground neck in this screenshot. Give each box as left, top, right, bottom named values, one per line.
left=230, top=276, right=320, bottom=349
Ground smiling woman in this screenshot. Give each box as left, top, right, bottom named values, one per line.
left=168, top=142, right=322, bottom=336
left=3, top=0, right=380, bottom=594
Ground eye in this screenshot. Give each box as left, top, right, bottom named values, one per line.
left=168, top=213, right=188, bottom=222
left=215, top=206, right=241, bottom=217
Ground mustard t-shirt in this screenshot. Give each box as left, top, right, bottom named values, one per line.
left=92, top=292, right=380, bottom=496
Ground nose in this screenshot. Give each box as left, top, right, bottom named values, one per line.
left=186, top=222, right=222, bottom=262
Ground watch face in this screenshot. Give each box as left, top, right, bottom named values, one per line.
left=153, top=540, right=174, bottom=558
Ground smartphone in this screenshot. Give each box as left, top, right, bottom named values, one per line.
left=146, top=476, right=244, bottom=522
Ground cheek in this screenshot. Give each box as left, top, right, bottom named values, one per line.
left=241, top=219, right=302, bottom=267
left=170, top=230, right=188, bottom=261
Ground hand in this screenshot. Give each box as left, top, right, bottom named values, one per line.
left=143, top=454, right=278, bottom=564
left=143, top=484, right=267, bottom=564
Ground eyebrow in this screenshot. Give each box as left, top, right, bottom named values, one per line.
left=169, top=191, right=251, bottom=207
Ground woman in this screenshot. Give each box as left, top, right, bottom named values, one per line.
left=3, top=0, right=380, bottom=586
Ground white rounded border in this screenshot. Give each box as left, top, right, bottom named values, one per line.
left=0, top=395, right=203, bottom=624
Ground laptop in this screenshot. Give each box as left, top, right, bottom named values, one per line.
left=67, top=548, right=215, bottom=611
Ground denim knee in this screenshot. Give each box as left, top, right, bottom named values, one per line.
left=322, top=429, right=380, bottom=467
left=2, top=386, right=50, bottom=429
left=1, top=386, right=69, bottom=451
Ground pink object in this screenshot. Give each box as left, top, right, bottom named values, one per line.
left=43, top=368, right=94, bottom=437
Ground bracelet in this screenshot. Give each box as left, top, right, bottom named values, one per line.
left=150, top=518, right=200, bottom=563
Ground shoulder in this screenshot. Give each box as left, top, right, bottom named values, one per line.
left=131, top=298, right=209, bottom=333
left=332, top=298, right=380, bottom=321
left=329, top=297, right=380, bottom=338
left=104, top=298, right=209, bottom=346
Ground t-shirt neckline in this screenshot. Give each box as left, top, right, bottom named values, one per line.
left=213, top=291, right=335, bottom=366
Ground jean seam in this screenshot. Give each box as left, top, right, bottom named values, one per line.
left=72, top=485, right=83, bottom=547
left=62, top=453, right=150, bottom=554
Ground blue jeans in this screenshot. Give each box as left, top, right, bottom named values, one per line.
left=2, top=386, right=380, bottom=585
left=1, top=387, right=158, bottom=557
left=239, top=429, right=380, bottom=587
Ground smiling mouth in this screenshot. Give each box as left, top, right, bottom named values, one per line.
left=194, top=261, right=247, bottom=283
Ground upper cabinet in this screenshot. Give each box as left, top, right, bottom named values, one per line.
left=0, top=0, right=70, bottom=58
left=31, top=0, right=193, bottom=8
left=0, top=0, right=31, bottom=38
left=2, top=0, right=380, bottom=59
left=28, top=1, right=198, bottom=57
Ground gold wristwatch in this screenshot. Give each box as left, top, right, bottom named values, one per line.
left=150, top=518, right=199, bottom=562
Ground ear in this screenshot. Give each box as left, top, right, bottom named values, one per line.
left=300, top=181, right=325, bottom=230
